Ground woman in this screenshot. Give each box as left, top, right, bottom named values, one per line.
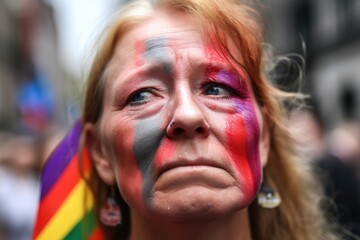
left=79, top=0, right=338, bottom=239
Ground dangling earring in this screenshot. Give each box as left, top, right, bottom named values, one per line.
left=100, top=186, right=122, bottom=226
left=257, top=182, right=281, bottom=208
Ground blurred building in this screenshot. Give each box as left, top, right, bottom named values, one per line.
left=263, top=0, right=360, bottom=130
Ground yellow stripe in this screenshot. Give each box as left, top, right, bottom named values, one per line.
left=36, top=180, right=94, bottom=240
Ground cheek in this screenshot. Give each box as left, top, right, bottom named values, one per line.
left=129, top=116, right=166, bottom=204
left=108, top=121, right=145, bottom=208
left=153, top=138, right=176, bottom=168
left=225, top=99, right=261, bottom=197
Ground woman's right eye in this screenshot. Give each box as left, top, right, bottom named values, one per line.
left=127, top=89, right=155, bottom=106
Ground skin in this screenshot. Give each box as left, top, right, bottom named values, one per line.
left=88, top=9, right=269, bottom=240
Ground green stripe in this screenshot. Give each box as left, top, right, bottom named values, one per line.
left=63, top=209, right=97, bottom=240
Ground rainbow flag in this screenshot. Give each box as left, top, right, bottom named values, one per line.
left=33, top=121, right=103, bottom=239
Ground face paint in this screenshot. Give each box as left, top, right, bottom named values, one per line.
left=100, top=12, right=265, bottom=221
left=132, top=37, right=176, bottom=205
left=135, top=38, right=173, bottom=74
left=133, top=113, right=177, bottom=206
left=133, top=114, right=164, bottom=203
left=226, top=99, right=261, bottom=198
left=204, top=45, right=261, bottom=199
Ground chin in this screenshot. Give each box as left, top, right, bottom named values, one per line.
left=147, top=186, right=251, bottom=222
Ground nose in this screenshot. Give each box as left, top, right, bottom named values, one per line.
left=166, top=91, right=210, bottom=139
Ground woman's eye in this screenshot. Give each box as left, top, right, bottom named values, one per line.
left=128, top=89, right=155, bottom=106
left=203, top=83, right=233, bottom=97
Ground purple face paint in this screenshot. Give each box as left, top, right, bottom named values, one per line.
left=224, top=72, right=261, bottom=193
left=206, top=65, right=261, bottom=195
left=227, top=72, right=261, bottom=185
left=233, top=97, right=261, bottom=186
left=206, top=67, right=248, bottom=97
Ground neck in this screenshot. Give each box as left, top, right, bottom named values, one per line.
left=129, top=209, right=252, bottom=240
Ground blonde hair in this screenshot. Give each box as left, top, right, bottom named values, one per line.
left=80, top=0, right=339, bottom=239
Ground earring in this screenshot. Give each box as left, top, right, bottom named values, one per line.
left=257, top=182, right=281, bottom=208
left=100, top=187, right=122, bottom=226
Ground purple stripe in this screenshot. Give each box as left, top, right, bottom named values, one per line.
left=39, top=120, right=82, bottom=200
left=234, top=98, right=261, bottom=186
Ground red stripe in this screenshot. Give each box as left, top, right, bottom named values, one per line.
left=89, top=226, right=104, bottom=240
left=226, top=115, right=255, bottom=197
left=33, top=149, right=91, bottom=237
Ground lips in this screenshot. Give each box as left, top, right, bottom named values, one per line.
left=156, top=158, right=229, bottom=179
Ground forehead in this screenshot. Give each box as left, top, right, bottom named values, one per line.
left=105, top=8, right=245, bottom=80
left=109, top=11, right=206, bottom=65
left=104, top=10, right=207, bottom=82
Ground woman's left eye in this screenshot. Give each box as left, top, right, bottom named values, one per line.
left=203, top=83, right=234, bottom=98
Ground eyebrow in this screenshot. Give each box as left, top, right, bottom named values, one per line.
left=121, top=59, right=242, bottom=81
left=111, top=61, right=172, bottom=91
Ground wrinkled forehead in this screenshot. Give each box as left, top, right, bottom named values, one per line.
left=105, top=9, right=246, bottom=80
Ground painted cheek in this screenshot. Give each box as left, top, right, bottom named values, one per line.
left=119, top=156, right=145, bottom=209
left=153, top=138, right=176, bottom=169
left=112, top=123, right=145, bottom=209
left=225, top=99, right=261, bottom=198
left=133, top=116, right=165, bottom=205
left=226, top=114, right=255, bottom=198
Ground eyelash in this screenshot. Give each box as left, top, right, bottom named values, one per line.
left=201, top=81, right=237, bottom=99
left=127, top=88, right=155, bottom=106
left=125, top=81, right=246, bottom=107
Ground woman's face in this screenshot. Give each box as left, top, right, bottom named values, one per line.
left=91, top=10, right=268, bottom=221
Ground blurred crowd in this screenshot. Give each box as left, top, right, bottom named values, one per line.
left=0, top=134, right=40, bottom=240
left=0, top=132, right=63, bottom=240
left=0, top=0, right=67, bottom=239
left=290, top=107, right=360, bottom=238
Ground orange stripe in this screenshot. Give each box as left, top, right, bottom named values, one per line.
left=35, top=180, right=93, bottom=240
left=33, top=149, right=90, bottom=237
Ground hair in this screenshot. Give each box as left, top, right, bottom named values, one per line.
left=79, top=0, right=339, bottom=239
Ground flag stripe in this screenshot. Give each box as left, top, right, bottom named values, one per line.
left=33, top=149, right=90, bottom=237
left=36, top=179, right=93, bottom=240
left=33, top=154, right=79, bottom=236
left=63, top=209, right=97, bottom=240
left=89, top=226, right=103, bottom=240
left=40, top=121, right=82, bottom=199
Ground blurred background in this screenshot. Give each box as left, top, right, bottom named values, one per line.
left=0, top=0, right=359, bottom=239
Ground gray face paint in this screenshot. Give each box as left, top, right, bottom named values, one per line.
left=143, top=38, right=173, bottom=75
left=133, top=115, right=164, bottom=204
left=131, top=37, right=172, bottom=204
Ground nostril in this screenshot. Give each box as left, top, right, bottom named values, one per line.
left=173, top=128, right=185, bottom=136
left=167, top=121, right=210, bottom=138
left=195, top=127, right=204, bottom=134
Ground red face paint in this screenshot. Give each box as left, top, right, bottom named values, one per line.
left=110, top=120, right=146, bottom=210
left=134, top=40, right=145, bottom=68
left=225, top=110, right=260, bottom=200
left=153, top=138, right=176, bottom=170
left=204, top=44, right=262, bottom=199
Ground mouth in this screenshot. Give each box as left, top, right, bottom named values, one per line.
left=156, top=158, right=228, bottom=179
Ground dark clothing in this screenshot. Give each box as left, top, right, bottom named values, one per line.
left=315, top=154, right=360, bottom=238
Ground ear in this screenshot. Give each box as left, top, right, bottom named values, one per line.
left=84, top=123, right=116, bottom=185
left=259, top=111, right=270, bottom=167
